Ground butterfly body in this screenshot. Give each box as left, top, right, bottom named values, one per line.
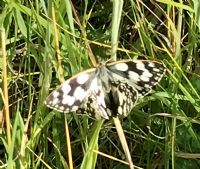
left=45, top=60, right=166, bottom=119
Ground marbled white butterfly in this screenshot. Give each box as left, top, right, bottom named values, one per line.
left=45, top=60, right=166, bottom=119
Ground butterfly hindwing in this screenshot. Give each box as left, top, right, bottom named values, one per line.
left=78, top=88, right=111, bottom=119
left=78, top=81, right=138, bottom=119
left=106, top=81, right=138, bottom=117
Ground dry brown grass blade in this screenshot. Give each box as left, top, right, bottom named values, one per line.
left=1, top=28, right=12, bottom=146
left=51, top=5, right=74, bottom=169
left=113, top=117, right=134, bottom=169
left=69, top=0, right=97, bottom=66
left=1, top=27, right=12, bottom=168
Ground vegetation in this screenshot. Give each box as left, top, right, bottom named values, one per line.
left=0, top=0, right=200, bottom=169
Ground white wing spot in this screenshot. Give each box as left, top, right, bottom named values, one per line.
left=140, top=75, right=150, bottom=82
left=118, top=92, right=125, bottom=106
left=52, top=98, right=59, bottom=105
left=136, top=62, right=145, bottom=71
left=118, top=106, right=123, bottom=115
left=76, top=73, right=89, bottom=84
left=67, top=96, right=75, bottom=106
left=52, top=91, right=59, bottom=98
left=114, top=63, right=129, bottom=71
left=62, top=95, right=75, bottom=106
left=72, top=105, right=78, bottom=110
left=128, top=71, right=140, bottom=81
left=153, top=68, right=160, bottom=72
left=142, top=70, right=153, bottom=77
left=90, top=78, right=98, bottom=91
left=148, top=62, right=155, bottom=67
left=59, top=106, right=64, bottom=111
left=74, top=86, right=87, bottom=101
left=61, top=83, right=71, bottom=94
left=156, top=73, right=162, bottom=76
left=144, top=84, right=150, bottom=88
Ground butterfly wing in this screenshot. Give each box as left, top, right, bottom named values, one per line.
left=107, top=60, right=166, bottom=96
left=78, top=87, right=111, bottom=119
left=105, top=81, right=138, bottom=118
left=45, top=68, right=96, bottom=112
left=78, top=81, right=138, bottom=119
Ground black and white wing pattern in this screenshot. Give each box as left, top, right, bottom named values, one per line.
left=106, top=60, right=166, bottom=96
left=45, top=68, right=96, bottom=112
left=45, top=60, right=166, bottom=119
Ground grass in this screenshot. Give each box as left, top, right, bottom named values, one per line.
left=1, top=0, right=200, bottom=169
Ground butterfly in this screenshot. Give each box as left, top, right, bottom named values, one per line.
left=45, top=60, right=166, bottom=119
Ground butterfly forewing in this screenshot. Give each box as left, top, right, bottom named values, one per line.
left=107, top=60, right=166, bottom=96
left=45, top=68, right=96, bottom=112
